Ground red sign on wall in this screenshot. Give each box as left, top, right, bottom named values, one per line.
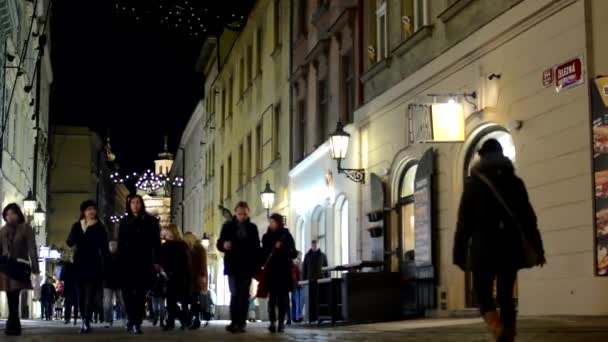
left=542, top=68, right=553, bottom=88
left=555, top=57, right=584, bottom=92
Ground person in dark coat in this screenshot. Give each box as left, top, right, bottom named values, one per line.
left=453, top=139, right=546, bottom=342
left=183, top=232, right=208, bottom=330
left=261, top=213, right=297, bottom=333
left=66, top=200, right=111, bottom=334
left=40, top=277, right=57, bottom=321
left=159, top=224, right=191, bottom=331
left=302, top=240, right=328, bottom=281
left=0, top=203, right=40, bottom=336
left=118, top=194, right=161, bottom=335
left=60, top=261, right=79, bottom=326
left=103, top=240, right=121, bottom=328
left=217, top=201, right=262, bottom=334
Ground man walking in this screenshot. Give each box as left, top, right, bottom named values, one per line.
left=217, top=202, right=261, bottom=334
left=40, top=277, right=57, bottom=321
left=303, top=240, right=328, bottom=281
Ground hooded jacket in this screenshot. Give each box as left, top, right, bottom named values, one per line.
left=453, top=155, right=545, bottom=271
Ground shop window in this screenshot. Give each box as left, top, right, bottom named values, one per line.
left=398, top=163, right=418, bottom=261
left=376, top=0, right=388, bottom=62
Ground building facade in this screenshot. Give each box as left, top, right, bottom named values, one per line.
left=355, top=0, right=608, bottom=316
left=0, top=0, right=52, bottom=319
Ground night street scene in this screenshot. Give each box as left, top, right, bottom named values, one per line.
left=0, top=0, right=606, bottom=341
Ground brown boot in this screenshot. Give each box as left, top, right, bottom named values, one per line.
left=483, top=311, right=503, bottom=339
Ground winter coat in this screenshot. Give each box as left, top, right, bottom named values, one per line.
left=303, top=249, right=328, bottom=281
left=453, top=155, right=545, bottom=271
left=160, top=239, right=191, bottom=297
left=0, top=223, right=40, bottom=292
left=103, top=253, right=121, bottom=290
left=66, top=220, right=110, bottom=284
left=41, top=283, right=57, bottom=303
left=261, top=227, right=297, bottom=293
left=59, top=262, right=78, bottom=299
left=189, top=244, right=208, bottom=294
left=117, top=214, right=161, bottom=288
left=217, top=218, right=262, bottom=277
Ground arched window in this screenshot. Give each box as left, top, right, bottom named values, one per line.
left=335, top=196, right=349, bottom=265
left=312, top=207, right=327, bottom=255
left=398, top=163, right=418, bottom=261
left=295, top=216, right=306, bottom=254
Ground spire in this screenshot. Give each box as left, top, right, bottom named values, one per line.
left=157, top=134, right=174, bottom=161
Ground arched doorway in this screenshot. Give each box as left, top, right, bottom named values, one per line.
left=463, top=124, right=516, bottom=307
left=397, top=162, right=418, bottom=271
left=295, top=216, right=306, bottom=254
left=312, top=207, right=327, bottom=258
left=334, top=195, right=349, bottom=266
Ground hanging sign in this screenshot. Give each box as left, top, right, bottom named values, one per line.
left=592, top=76, right=608, bottom=276
left=555, top=57, right=584, bottom=92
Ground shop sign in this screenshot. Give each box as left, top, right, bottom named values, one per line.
left=555, top=57, right=584, bottom=92
left=542, top=68, right=553, bottom=88
left=591, top=76, right=608, bottom=276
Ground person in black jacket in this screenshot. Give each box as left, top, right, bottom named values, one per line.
left=117, top=194, right=161, bottom=335
left=60, top=261, right=79, bottom=325
left=302, top=240, right=328, bottom=281
left=453, top=139, right=545, bottom=342
left=40, top=277, right=57, bottom=321
left=66, top=200, right=111, bottom=334
left=261, top=213, right=297, bottom=333
left=217, top=201, right=261, bottom=334
left=159, top=224, right=191, bottom=331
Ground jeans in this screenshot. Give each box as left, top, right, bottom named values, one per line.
left=473, top=269, right=518, bottom=329
left=64, top=295, right=79, bottom=323
left=103, top=288, right=122, bottom=324
left=228, top=274, right=252, bottom=327
left=78, top=283, right=100, bottom=324
left=291, top=287, right=303, bottom=321
left=42, top=301, right=53, bottom=321
left=122, top=285, right=147, bottom=327
left=268, top=290, right=289, bottom=324
left=6, top=290, right=20, bottom=332
left=151, top=296, right=166, bottom=323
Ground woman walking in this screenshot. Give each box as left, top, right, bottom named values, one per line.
left=159, top=224, right=190, bottom=331
left=66, top=200, right=111, bottom=334
left=118, top=194, right=161, bottom=335
left=183, top=232, right=208, bottom=330
left=0, top=203, right=40, bottom=336
left=261, top=213, right=297, bottom=333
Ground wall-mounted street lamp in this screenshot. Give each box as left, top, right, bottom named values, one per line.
left=33, top=203, right=45, bottom=234
left=260, top=181, right=275, bottom=218
left=329, top=121, right=365, bottom=184
left=23, top=189, right=37, bottom=217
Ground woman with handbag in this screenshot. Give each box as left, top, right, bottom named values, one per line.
left=66, top=200, right=111, bottom=334
left=453, top=139, right=546, bottom=342
left=183, top=232, right=208, bottom=330
left=261, top=213, right=297, bottom=334
left=0, top=203, right=40, bottom=336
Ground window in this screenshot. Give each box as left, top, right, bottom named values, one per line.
left=227, top=155, right=232, bottom=197
left=376, top=0, right=388, bottom=61
left=221, top=87, right=227, bottom=126
left=398, top=164, right=418, bottom=261
left=297, top=0, right=308, bottom=37
left=272, top=104, right=280, bottom=159
left=296, top=217, right=306, bottom=254
left=313, top=207, right=327, bottom=256
left=211, top=144, right=215, bottom=177
left=256, top=27, right=263, bottom=73
left=318, top=79, right=329, bottom=145
left=340, top=200, right=349, bottom=265
left=228, top=77, right=234, bottom=116
left=273, top=0, right=281, bottom=48
left=246, top=134, right=252, bottom=179
left=239, top=58, right=245, bottom=95
left=256, top=123, right=263, bottom=173
left=246, top=45, right=253, bottom=85
left=220, top=164, right=225, bottom=200
left=343, top=52, right=355, bottom=124
left=296, top=100, right=306, bottom=161
left=238, top=143, right=244, bottom=187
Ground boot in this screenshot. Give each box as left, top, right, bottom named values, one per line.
left=268, top=321, right=277, bottom=333
left=483, top=311, right=503, bottom=339
left=5, top=319, right=21, bottom=336
left=498, top=310, right=517, bottom=342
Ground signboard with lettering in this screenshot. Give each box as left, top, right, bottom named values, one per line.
left=414, top=149, right=434, bottom=269
left=542, top=68, right=553, bottom=88
left=408, top=104, right=432, bottom=143
left=591, top=76, right=608, bottom=276
left=555, top=57, right=584, bottom=92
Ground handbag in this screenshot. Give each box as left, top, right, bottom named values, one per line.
left=474, top=172, right=543, bottom=268
left=0, top=256, right=32, bottom=284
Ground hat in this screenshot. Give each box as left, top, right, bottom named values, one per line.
left=477, top=139, right=503, bottom=157
left=80, top=200, right=97, bottom=213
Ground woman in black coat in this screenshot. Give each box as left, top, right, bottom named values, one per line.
left=117, top=194, right=161, bottom=335
left=261, top=213, right=297, bottom=333
left=159, top=224, right=191, bottom=331
left=66, top=200, right=110, bottom=334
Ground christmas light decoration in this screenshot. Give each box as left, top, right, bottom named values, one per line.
left=110, top=168, right=184, bottom=192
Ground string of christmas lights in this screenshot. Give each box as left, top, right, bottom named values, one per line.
left=110, top=169, right=184, bottom=192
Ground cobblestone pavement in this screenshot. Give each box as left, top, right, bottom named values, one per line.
left=1, top=316, right=607, bottom=341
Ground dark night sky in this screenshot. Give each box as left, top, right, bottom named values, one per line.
left=51, top=0, right=254, bottom=173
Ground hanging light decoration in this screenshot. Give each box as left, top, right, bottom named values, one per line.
left=110, top=168, right=184, bottom=192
